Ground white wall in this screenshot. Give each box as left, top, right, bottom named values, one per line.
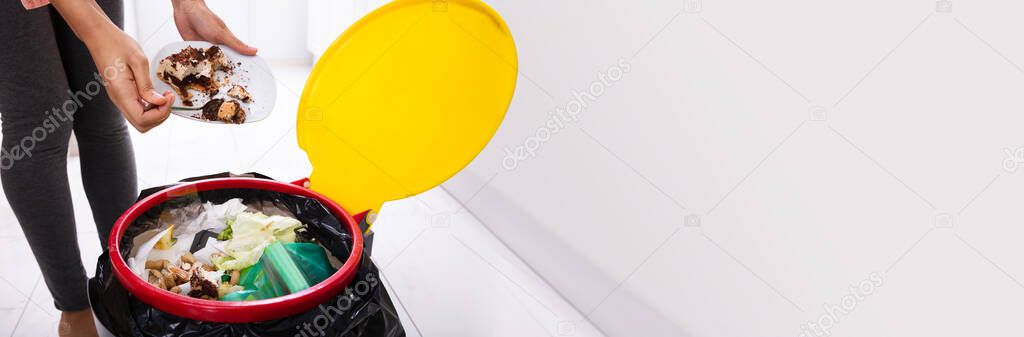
left=307, top=0, right=357, bottom=62
left=307, top=0, right=387, bottom=61
left=445, top=0, right=1024, bottom=336
left=133, top=0, right=311, bottom=65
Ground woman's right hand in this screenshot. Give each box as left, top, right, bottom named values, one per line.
left=51, top=0, right=174, bottom=133
left=84, top=25, right=175, bottom=133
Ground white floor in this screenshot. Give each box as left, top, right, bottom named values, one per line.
left=0, top=66, right=603, bottom=337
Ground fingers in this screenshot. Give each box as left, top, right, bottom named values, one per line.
left=133, top=91, right=173, bottom=133
left=127, top=53, right=167, bottom=106
left=106, top=77, right=144, bottom=123
left=145, top=91, right=175, bottom=125
left=217, top=28, right=257, bottom=56
left=139, top=98, right=156, bottom=112
left=107, top=77, right=172, bottom=133
left=173, top=4, right=257, bottom=55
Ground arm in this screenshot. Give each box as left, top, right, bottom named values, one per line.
left=50, top=0, right=173, bottom=133
left=50, top=0, right=257, bottom=133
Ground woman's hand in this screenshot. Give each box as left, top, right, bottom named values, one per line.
left=172, top=0, right=257, bottom=55
left=51, top=0, right=174, bottom=133
left=86, top=27, right=175, bottom=133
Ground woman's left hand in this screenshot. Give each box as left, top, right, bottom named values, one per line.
left=171, top=0, right=257, bottom=55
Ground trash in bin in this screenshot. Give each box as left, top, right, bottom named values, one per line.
left=226, top=241, right=338, bottom=301
left=123, top=195, right=337, bottom=302
left=90, top=173, right=405, bottom=336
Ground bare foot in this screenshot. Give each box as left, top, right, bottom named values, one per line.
left=58, top=309, right=99, bottom=337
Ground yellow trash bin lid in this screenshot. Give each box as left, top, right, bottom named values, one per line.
left=297, top=0, right=517, bottom=220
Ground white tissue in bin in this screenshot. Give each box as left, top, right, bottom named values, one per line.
left=193, top=237, right=226, bottom=266
left=200, top=198, right=247, bottom=233
left=128, top=198, right=247, bottom=278
left=128, top=227, right=173, bottom=278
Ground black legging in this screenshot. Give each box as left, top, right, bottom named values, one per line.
left=0, top=0, right=137, bottom=312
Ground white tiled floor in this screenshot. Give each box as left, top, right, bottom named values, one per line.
left=0, top=65, right=603, bottom=337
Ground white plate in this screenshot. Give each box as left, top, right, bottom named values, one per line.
left=150, top=41, right=276, bottom=124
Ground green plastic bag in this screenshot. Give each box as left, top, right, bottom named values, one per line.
left=222, top=242, right=336, bottom=301
left=278, top=242, right=335, bottom=284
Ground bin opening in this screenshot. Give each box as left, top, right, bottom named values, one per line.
left=120, top=189, right=350, bottom=302
left=103, top=177, right=366, bottom=323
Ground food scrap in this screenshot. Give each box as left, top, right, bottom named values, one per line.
left=129, top=199, right=335, bottom=302
left=154, top=224, right=176, bottom=250
left=143, top=252, right=235, bottom=300
left=200, top=99, right=246, bottom=124
left=156, top=45, right=255, bottom=123
left=226, top=85, right=252, bottom=103
left=156, top=46, right=231, bottom=106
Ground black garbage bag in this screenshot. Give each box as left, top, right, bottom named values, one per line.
left=89, top=173, right=405, bottom=337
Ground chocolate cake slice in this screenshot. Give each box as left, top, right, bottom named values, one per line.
left=200, top=98, right=247, bottom=124
left=157, top=46, right=231, bottom=106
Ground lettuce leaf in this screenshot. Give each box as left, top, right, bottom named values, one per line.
left=213, top=212, right=303, bottom=270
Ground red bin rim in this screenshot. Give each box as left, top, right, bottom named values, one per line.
left=107, top=177, right=365, bottom=323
